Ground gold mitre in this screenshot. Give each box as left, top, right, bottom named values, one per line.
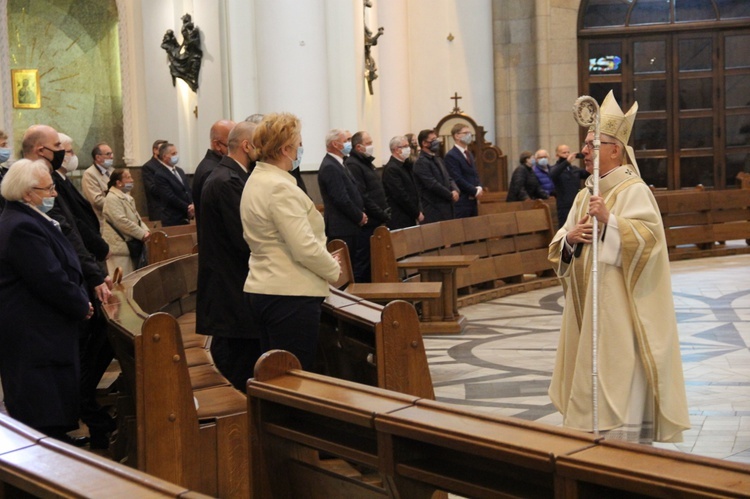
left=596, top=90, right=638, bottom=145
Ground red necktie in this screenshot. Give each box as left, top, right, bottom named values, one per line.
left=464, top=149, right=473, bottom=165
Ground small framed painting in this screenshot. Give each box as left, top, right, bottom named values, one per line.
left=12, top=69, right=41, bottom=109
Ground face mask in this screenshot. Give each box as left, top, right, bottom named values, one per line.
left=341, top=141, right=352, bottom=156
left=460, top=133, right=473, bottom=145
left=290, top=146, right=303, bottom=170
left=44, top=147, right=65, bottom=171
left=365, top=145, right=374, bottom=157
left=63, top=154, right=79, bottom=172
left=39, top=196, right=55, bottom=213
left=170, top=155, right=179, bottom=166
left=0, top=148, right=10, bottom=163
left=122, top=182, right=134, bottom=193
left=429, top=140, right=440, bottom=153
left=537, top=158, right=549, bottom=167
left=400, top=146, right=411, bottom=159
left=103, top=158, right=114, bottom=168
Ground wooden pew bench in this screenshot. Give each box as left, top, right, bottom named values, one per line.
left=654, top=189, right=750, bottom=260
left=146, top=225, right=198, bottom=264
left=102, top=254, right=249, bottom=498
left=0, top=414, right=211, bottom=498
left=371, top=205, right=559, bottom=327
left=248, top=350, right=750, bottom=499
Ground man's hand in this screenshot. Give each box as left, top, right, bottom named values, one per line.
left=104, top=275, right=113, bottom=290
left=359, top=213, right=368, bottom=226
left=85, top=302, right=94, bottom=320
left=142, top=231, right=151, bottom=242
left=475, top=186, right=484, bottom=198
left=94, top=281, right=112, bottom=304
left=187, top=203, right=195, bottom=219
left=588, top=195, right=610, bottom=224
left=417, top=212, right=424, bottom=223
left=451, top=190, right=459, bottom=202
left=565, top=214, right=594, bottom=246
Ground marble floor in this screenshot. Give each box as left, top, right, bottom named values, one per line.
left=424, top=252, right=750, bottom=463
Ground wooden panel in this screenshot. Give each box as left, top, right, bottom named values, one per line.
left=662, top=212, right=710, bottom=227
left=456, top=257, right=497, bottom=289
left=713, top=221, right=750, bottom=242
left=486, top=237, right=517, bottom=256
left=666, top=191, right=711, bottom=213
left=485, top=212, right=518, bottom=238
left=521, top=249, right=554, bottom=275
left=390, top=228, right=424, bottom=259
left=462, top=215, right=495, bottom=242
left=711, top=208, right=750, bottom=224
left=440, top=219, right=466, bottom=248
left=515, top=209, right=550, bottom=234
left=492, top=253, right=524, bottom=280
left=666, top=226, right=714, bottom=246
left=515, top=233, right=550, bottom=252
left=419, top=223, right=444, bottom=252
left=461, top=241, right=488, bottom=258
left=710, top=189, right=750, bottom=210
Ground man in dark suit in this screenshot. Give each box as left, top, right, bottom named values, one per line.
left=549, top=143, right=590, bottom=229
left=413, top=129, right=458, bottom=224
left=318, top=128, right=368, bottom=280
left=0, top=160, right=92, bottom=444
left=191, top=119, right=234, bottom=229
left=197, top=121, right=260, bottom=390
left=142, top=139, right=167, bottom=221
left=444, top=124, right=483, bottom=218
left=345, top=130, right=389, bottom=282
left=383, top=135, right=423, bottom=230
left=153, top=142, right=194, bottom=226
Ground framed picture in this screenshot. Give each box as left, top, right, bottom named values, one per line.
left=11, top=69, right=41, bottom=109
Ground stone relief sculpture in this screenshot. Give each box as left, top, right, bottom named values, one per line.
left=363, top=0, right=384, bottom=95
left=161, top=13, right=202, bottom=92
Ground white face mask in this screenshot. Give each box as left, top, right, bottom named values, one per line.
left=400, top=146, right=411, bottom=159
left=365, top=145, right=374, bottom=157
left=64, top=154, right=79, bottom=173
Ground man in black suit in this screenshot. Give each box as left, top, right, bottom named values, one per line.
left=383, top=135, right=423, bottom=230
left=192, top=119, right=234, bottom=228
left=413, top=129, right=458, bottom=224
left=344, top=130, right=389, bottom=282
left=444, top=124, right=483, bottom=218
left=318, top=128, right=368, bottom=280
left=197, top=121, right=260, bottom=390
left=153, top=142, right=194, bottom=226
left=549, top=143, right=590, bottom=229
left=142, top=139, right=167, bottom=221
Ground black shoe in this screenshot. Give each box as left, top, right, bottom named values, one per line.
left=89, top=429, right=110, bottom=450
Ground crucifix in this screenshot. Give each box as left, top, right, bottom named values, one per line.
left=450, top=92, right=463, bottom=114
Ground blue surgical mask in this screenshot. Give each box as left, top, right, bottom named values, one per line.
left=291, top=146, right=304, bottom=171
left=39, top=196, right=55, bottom=213
left=538, top=158, right=549, bottom=167
left=122, top=182, right=134, bottom=193
left=341, top=141, right=352, bottom=156
left=103, top=158, right=114, bottom=168
left=170, top=155, right=179, bottom=166
left=0, top=148, right=10, bottom=163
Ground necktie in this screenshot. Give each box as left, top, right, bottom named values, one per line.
left=464, top=149, right=473, bottom=166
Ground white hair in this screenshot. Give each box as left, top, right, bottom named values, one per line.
left=389, top=135, right=406, bottom=152
left=325, top=128, right=345, bottom=147
left=0, top=159, right=49, bottom=201
left=58, top=132, right=73, bottom=147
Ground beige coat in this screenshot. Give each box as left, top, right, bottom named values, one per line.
left=82, top=164, right=111, bottom=223
left=241, top=161, right=340, bottom=297
left=102, top=187, right=148, bottom=257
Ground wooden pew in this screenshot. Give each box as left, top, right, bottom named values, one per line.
left=371, top=205, right=558, bottom=318
left=0, top=414, right=211, bottom=498
left=328, top=239, right=442, bottom=333
left=655, top=189, right=750, bottom=260
left=102, top=254, right=249, bottom=498
left=248, top=350, right=750, bottom=499
left=146, top=227, right=198, bottom=264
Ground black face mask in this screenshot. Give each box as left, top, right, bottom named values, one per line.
left=429, top=140, right=441, bottom=153
left=43, top=146, right=66, bottom=171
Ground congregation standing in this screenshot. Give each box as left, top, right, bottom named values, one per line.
left=0, top=116, right=594, bottom=448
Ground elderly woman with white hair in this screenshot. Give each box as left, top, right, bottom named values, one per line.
left=0, top=159, right=92, bottom=444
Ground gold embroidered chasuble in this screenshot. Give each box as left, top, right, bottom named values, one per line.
left=548, top=165, right=690, bottom=443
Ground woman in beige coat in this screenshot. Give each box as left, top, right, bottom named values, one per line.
left=102, top=168, right=150, bottom=276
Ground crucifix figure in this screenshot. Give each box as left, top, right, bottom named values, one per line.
left=451, top=92, right=463, bottom=114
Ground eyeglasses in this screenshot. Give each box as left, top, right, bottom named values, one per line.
left=99, top=152, right=114, bottom=157
left=582, top=141, right=617, bottom=150
left=33, top=184, right=57, bottom=194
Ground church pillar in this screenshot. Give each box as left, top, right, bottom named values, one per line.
left=254, top=0, right=330, bottom=170
left=0, top=0, right=12, bottom=152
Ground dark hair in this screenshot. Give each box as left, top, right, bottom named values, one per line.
left=91, top=142, right=109, bottom=161
left=152, top=139, right=167, bottom=150
left=520, top=151, right=533, bottom=165
left=107, top=168, right=129, bottom=191
left=351, top=131, right=366, bottom=149
left=158, top=142, right=174, bottom=160
left=417, top=129, right=434, bottom=146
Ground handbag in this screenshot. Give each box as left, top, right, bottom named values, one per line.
left=106, top=219, right=144, bottom=260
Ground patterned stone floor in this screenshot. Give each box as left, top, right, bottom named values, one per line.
left=424, top=252, right=750, bottom=463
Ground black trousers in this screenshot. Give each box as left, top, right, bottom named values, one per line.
left=210, top=336, right=262, bottom=391
left=246, top=293, right=323, bottom=371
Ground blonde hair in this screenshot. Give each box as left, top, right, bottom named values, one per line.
left=253, top=112, right=301, bottom=162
